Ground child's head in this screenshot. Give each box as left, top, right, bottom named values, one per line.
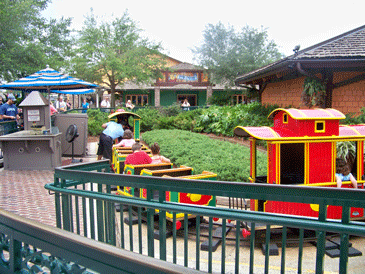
left=150, top=142, right=160, bottom=155
left=132, top=142, right=142, bottom=152
left=123, top=129, right=133, bottom=139
left=336, top=158, right=350, bottom=175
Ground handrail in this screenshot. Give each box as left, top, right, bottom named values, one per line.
left=0, top=208, right=202, bottom=273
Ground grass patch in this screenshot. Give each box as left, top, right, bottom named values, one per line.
left=142, top=129, right=267, bottom=182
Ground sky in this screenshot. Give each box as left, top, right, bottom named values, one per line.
left=43, top=0, right=365, bottom=64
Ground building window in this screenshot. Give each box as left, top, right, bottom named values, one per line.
left=315, top=121, right=325, bottom=133
left=125, top=95, right=149, bottom=106
left=177, top=94, right=197, bottom=106
left=232, top=94, right=247, bottom=105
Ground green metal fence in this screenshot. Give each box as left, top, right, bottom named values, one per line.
left=0, top=208, right=199, bottom=273
left=44, top=160, right=365, bottom=274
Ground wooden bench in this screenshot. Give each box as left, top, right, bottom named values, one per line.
left=117, top=162, right=174, bottom=197
left=163, top=171, right=217, bottom=180
left=124, top=162, right=173, bottom=176
left=140, top=165, right=193, bottom=177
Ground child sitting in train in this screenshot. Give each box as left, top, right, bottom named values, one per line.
left=114, top=129, right=135, bottom=148
left=150, top=142, right=171, bottom=164
left=125, top=142, right=152, bottom=165
left=335, top=158, right=358, bottom=188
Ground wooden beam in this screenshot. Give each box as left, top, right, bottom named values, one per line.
left=333, top=73, right=365, bottom=89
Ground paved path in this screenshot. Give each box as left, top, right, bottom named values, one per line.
left=0, top=142, right=99, bottom=227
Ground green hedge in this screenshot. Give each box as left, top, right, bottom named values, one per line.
left=142, top=129, right=267, bottom=182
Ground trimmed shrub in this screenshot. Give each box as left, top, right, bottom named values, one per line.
left=142, top=129, right=267, bottom=182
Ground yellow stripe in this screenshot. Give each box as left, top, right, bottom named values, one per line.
left=267, top=143, right=271, bottom=184
left=270, top=136, right=365, bottom=143
left=295, top=109, right=307, bottom=118
left=321, top=109, right=336, bottom=118
left=342, top=125, right=362, bottom=135
left=276, top=144, right=280, bottom=184
left=305, top=143, right=309, bottom=184
left=332, top=142, right=336, bottom=182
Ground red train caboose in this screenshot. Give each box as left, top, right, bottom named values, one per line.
left=234, top=108, right=365, bottom=220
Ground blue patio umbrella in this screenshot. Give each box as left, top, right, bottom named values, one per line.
left=0, top=66, right=98, bottom=94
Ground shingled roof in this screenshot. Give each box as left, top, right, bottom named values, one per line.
left=236, top=24, right=365, bottom=85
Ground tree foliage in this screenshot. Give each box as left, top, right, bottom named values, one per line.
left=72, top=10, right=167, bottom=107
left=193, top=22, right=283, bottom=85
left=0, top=0, right=73, bottom=82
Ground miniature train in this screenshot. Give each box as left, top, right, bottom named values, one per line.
left=111, top=107, right=365, bottom=223
left=234, top=108, right=365, bottom=220
left=109, top=110, right=216, bottom=226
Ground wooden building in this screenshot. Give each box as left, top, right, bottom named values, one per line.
left=235, top=25, right=365, bottom=115
left=113, top=56, right=244, bottom=108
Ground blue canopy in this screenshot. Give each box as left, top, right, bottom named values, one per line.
left=0, top=67, right=98, bottom=94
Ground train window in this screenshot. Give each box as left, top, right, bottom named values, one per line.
left=283, top=113, right=288, bottom=123
left=315, top=121, right=325, bottom=133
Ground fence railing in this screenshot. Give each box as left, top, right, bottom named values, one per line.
left=44, top=160, right=365, bottom=274
left=0, top=208, right=198, bottom=274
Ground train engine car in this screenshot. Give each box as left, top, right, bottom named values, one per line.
left=234, top=108, right=365, bottom=220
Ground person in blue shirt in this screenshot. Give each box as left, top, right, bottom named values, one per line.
left=81, top=98, right=89, bottom=113
left=97, top=115, right=124, bottom=162
left=0, top=94, right=19, bottom=121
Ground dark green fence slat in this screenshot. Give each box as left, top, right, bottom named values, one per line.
left=235, top=220, right=240, bottom=274
left=264, top=224, right=270, bottom=274
left=298, top=228, right=304, bottom=273
left=196, top=215, right=201, bottom=271
left=221, top=219, right=226, bottom=274
left=138, top=207, right=143, bottom=254
left=159, top=190, right=167, bottom=261
left=281, top=226, right=287, bottom=274
left=249, top=222, right=255, bottom=274
left=184, top=214, right=189, bottom=267
left=340, top=205, right=351, bottom=274
left=128, top=206, right=134, bottom=252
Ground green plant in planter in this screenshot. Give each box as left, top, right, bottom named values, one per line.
left=336, top=141, right=356, bottom=172
left=301, top=77, right=326, bottom=108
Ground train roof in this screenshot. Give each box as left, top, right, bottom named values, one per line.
left=108, top=111, right=141, bottom=120
left=268, top=108, right=346, bottom=120
left=234, top=124, right=365, bottom=141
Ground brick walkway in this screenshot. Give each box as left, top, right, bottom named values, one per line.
left=0, top=142, right=99, bottom=227
left=0, top=169, right=57, bottom=226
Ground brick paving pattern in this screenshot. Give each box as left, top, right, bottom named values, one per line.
left=0, top=169, right=56, bottom=227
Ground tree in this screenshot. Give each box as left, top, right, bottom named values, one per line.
left=72, top=10, right=167, bottom=108
left=0, top=0, right=74, bottom=82
left=193, top=22, right=283, bottom=86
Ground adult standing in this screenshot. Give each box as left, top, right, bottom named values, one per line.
left=181, top=98, right=190, bottom=111
left=100, top=96, right=111, bottom=113
left=126, top=100, right=135, bottom=110
left=55, top=95, right=67, bottom=112
left=101, top=97, right=110, bottom=108
left=97, top=115, right=124, bottom=161
left=66, top=99, right=72, bottom=110
left=0, top=94, right=19, bottom=121
left=81, top=98, right=89, bottom=113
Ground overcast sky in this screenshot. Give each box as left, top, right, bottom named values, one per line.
left=43, top=0, right=365, bottom=64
